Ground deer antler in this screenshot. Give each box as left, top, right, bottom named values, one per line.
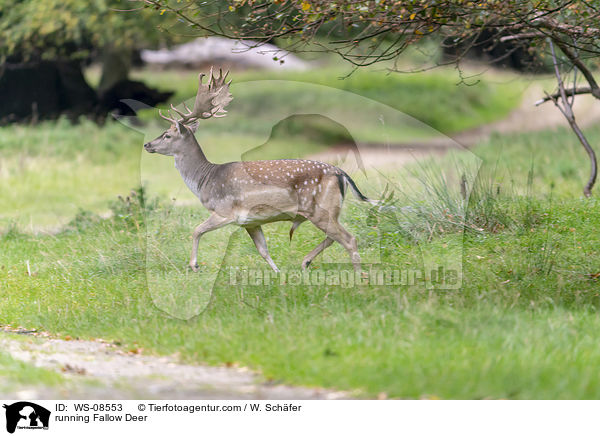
left=159, top=108, right=178, bottom=124
left=166, top=67, right=233, bottom=125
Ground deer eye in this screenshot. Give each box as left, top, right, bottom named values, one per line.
left=164, top=134, right=171, bottom=139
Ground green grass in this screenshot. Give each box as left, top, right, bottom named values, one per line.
left=2, top=116, right=600, bottom=398
left=0, top=119, right=141, bottom=230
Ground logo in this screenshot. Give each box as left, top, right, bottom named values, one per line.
left=2, top=402, right=50, bottom=434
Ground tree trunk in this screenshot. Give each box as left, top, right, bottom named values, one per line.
left=98, top=45, right=132, bottom=93
left=0, top=60, right=98, bottom=124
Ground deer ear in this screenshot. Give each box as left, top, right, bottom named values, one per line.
left=186, top=121, right=199, bottom=133
left=174, top=121, right=183, bottom=134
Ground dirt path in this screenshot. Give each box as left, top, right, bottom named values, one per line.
left=308, top=84, right=600, bottom=171
left=0, top=328, right=346, bottom=400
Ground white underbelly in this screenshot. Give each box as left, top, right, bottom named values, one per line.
left=233, top=189, right=298, bottom=226
left=234, top=209, right=296, bottom=226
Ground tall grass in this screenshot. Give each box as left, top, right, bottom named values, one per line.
left=384, top=122, right=600, bottom=242
left=381, top=154, right=516, bottom=241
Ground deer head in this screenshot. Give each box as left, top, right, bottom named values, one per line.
left=143, top=67, right=232, bottom=156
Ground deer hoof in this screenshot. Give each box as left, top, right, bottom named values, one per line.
left=189, top=262, right=200, bottom=272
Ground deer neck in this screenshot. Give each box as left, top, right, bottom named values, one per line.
left=173, top=137, right=215, bottom=197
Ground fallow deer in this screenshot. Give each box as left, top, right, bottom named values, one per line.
left=143, top=68, right=376, bottom=273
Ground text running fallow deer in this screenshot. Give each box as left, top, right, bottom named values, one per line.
left=143, top=68, right=376, bottom=273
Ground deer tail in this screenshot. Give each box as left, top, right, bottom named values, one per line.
left=338, top=171, right=378, bottom=206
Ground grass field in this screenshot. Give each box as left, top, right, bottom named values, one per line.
left=3, top=67, right=600, bottom=398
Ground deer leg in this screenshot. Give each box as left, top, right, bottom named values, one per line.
left=189, top=213, right=232, bottom=272
left=309, top=216, right=361, bottom=271
left=302, top=237, right=334, bottom=270
left=326, top=222, right=361, bottom=272
left=246, top=226, right=280, bottom=273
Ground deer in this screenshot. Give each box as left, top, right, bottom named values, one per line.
left=143, top=68, right=376, bottom=273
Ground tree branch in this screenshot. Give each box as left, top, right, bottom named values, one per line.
left=546, top=39, right=597, bottom=197
left=535, top=87, right=593, bottom=106
left=534, top=16, right=600, bottom=38
left=498, top=32, right=544, bottom=43
left=552, top=38, right=600, bottom=100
